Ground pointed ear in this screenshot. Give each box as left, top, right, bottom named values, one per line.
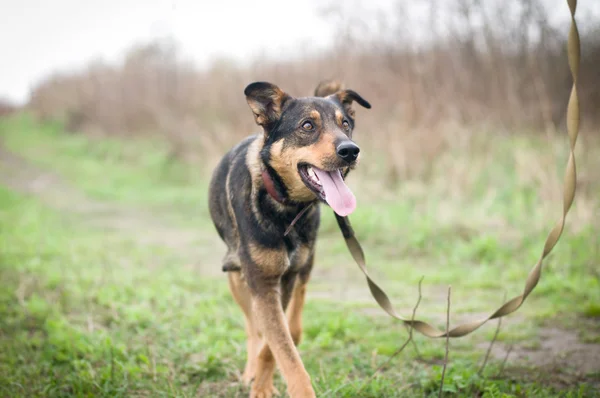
left=314, top=79, right=344, bottom=97
left=331, top=89, right=371, bottom=118
left=244, top=82, right=292, bottom=129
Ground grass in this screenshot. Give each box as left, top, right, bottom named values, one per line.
left=0, top=113, right=599, bottom=397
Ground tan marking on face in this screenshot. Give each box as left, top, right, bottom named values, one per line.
left=335, top=92, right=357, bottom=118
left=269, top=133, right=338, bottom=202
left=248, top=243, right=289, bottom=276
left=309, top=110, right=321, bottom=127
left=335, top=110, right=344, bottom=126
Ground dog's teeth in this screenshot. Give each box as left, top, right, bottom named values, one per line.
left=307, top=167, right=317, bottom=180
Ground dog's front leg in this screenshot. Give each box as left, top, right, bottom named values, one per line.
left=251, top=283, right=315, bottom=398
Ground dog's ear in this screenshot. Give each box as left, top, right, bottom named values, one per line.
left=244, top=82, right=292, bottom=130
left=314, top=79, right=344, bottom=97
left=332, top=89, right=371, bottom=118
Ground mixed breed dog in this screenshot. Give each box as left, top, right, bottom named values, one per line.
left=209, top=80, right=371, bottom=397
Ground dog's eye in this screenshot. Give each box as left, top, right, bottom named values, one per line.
left=302, top=121, right=314, bottom=131
left=342, top=120, right=350, bottom=130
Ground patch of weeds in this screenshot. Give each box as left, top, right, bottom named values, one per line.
left=1, top=117, right=599, bottom=397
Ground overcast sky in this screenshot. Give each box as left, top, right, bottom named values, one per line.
left=0, top=0, right=349, bottom=104
left=0, top=0, right=593, bottom=105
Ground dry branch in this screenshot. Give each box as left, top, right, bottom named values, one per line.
left=496, top=345, right=514, bottom=377
left=478, top=292, right=507, bottom=375
left=358, top=277, right=424, bottom=393
left=438, top=286, right=451, bottom=398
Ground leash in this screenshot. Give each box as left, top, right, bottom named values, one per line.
left=261, top=168, right=314, bottom=237
left=284, top=204, right=314, bottom=237
left=247, top=2, right=580, bottom=338
left=336, top=0, right=581, bottom=338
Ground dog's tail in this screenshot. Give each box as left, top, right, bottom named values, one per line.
left=314, top=79, right=344, bottom=97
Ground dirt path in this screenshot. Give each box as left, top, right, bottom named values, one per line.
left=0, top=145, right=224, bottom=275
left=1, top=145, right=598, bottom=388
left=478, top=325, right=600, bottom=388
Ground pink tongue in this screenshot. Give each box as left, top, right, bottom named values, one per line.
left=312, top=168, right=356, bottom=216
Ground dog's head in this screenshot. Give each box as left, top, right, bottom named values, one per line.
left=244, top=80, right=371, bottom=216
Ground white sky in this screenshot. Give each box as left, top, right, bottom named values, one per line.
left=0, top=0, right=594, bottom=105
left=0, top=0, right=344, bottom=104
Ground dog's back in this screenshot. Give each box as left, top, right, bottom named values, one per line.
left=208, top=134, right=258, bottom=270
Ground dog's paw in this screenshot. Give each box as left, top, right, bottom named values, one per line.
left=241, top=369, right=254, bottom=386
left=249, top=383, right=279, bottom=398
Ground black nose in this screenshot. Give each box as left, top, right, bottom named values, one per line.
left=336, top=141, right=360, bottom=162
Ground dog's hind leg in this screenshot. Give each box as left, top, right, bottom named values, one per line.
left=227, top=272, right=262, bottom=386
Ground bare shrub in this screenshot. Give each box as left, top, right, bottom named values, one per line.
left=25, top=0, right=600, bottom=181
left=0, top=99, right=18, bottom=117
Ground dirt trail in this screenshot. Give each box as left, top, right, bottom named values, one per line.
left=478, top=326, right=600, bottom=387
left=0, top=145, right=224, bottom=275
left=1, top=145, right=598, bottom=387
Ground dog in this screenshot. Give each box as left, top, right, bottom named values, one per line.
left=208, top=80, right=371, bottom=397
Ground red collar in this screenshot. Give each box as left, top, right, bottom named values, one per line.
left=262, top=169, right=287, bottom=204
left=261, top=167, right=314, bottom=236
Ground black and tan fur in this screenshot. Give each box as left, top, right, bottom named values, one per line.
left=208, top=80, right=371, bottom=398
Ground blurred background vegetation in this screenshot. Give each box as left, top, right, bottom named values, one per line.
left=9, top=0, right=599, bottom=177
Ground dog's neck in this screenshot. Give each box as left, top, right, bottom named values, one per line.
left=248, top=136, right=289, bottom=206
left=261, top=168, right=287, bottom=205
left=259, top=155, right=315, bottom=237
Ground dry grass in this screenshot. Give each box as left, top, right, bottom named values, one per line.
left=25, top=0, right=600, bottom=183
left=0, top=99, right=17, bottom=117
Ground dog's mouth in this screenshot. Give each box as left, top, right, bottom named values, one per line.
left=298, top=164, right=356, bottom=216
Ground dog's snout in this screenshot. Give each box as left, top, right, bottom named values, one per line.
left=336, top=142, right=360, bottom=162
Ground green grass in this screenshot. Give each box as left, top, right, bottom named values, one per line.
left=1, top=114, right=599, bottom=397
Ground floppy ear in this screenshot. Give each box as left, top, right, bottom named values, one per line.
left=314, top=79, right=344, bottom=97
left=244, top=82, right=292, bottom=130
left=333, top=89, right=371, bottom=118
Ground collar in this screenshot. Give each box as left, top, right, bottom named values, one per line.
left=261, top=168, right=287, bottom=204
left=261, top=166, right=314, bottom=236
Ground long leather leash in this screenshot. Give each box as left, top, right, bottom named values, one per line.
left=335, top=0, right=581, bottom=338
left=260, top=0, right=580, bottom=339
